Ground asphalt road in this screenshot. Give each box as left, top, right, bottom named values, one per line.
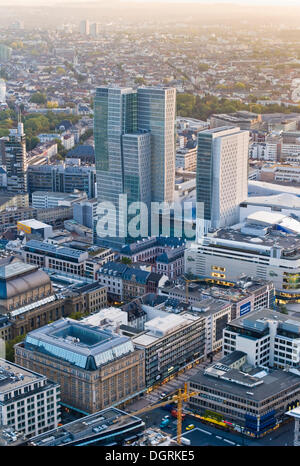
left=141, top=408, right=295, bottom=447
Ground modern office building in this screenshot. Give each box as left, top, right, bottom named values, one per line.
left=32, top=191, right=87, bottom=209
left=0, top=79, right=6, bottom=103
left=3, top=123, right=27, bottom=194
left=223, top=308, right=300, bottom=369
left=210, top=111, right=261, bottom=131
left=94, top=86, right=176, bottom=250
left=196, top=126, right=249, bottom=235
left=185, top=213, right=300, bottom=303
left=73, top=198, right=97, bottom=229
left=0, top=192, right=29, bottom=211
left=94, top=87, right=139, bottom=249
left=15, top=318, right=145, bottom=413
left=176, top=145, right=197, bottom=172
left=122, top=131, right=151, bottom=209
left=27, top=165, right=96, bottom=199
left=22, top=240, right=89, bottom=277
left=0, top=206, right=37, bottom=235
left=137, top=87, right=176, bottom=203
left=0, top=358, right=60, bottom=438
left=188, top=363, right=300, bottom=438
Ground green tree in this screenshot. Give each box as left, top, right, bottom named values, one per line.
left=30, top=92, right=47, bottom=105
left=121, top=257, right=132, bottom=265
left=134, top=77, right=146, bottom=85
left=5, top=335, right=25, bottom=363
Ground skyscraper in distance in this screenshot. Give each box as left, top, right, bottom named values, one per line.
left=4, top=122, right=27, bottom=194
left=0, top=79, right=6, bottom=103
left=90, top=23, right=100, bottom=38
left=79, top=19, right=90, bottom=35
left=196, top=126, right=249, bottom=237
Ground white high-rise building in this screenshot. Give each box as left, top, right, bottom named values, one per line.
left=196, top=126, right=249, bottom=236
left=0, top=79, right=6, bottom=103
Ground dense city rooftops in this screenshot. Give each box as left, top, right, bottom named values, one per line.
left=0, top=260, right=36, bottom=280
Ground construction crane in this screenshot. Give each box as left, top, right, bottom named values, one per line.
left=184, top=277, right=204, bottom=304
left=184, top=275, right=235, bottom=303
left=113, top=383, right=201, bottom=445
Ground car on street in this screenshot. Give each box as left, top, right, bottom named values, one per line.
left=186, top=424, right=195, bottom=431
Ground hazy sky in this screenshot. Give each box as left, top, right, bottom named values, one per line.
left=0, top=0, right=299, bottom=5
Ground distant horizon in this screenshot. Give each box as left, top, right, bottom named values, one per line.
left=0, top=0, right=299, bottom=6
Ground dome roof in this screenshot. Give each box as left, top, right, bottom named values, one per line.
left=0, top=269, right=51, bottom=300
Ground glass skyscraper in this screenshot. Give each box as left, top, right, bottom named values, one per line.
left=4, top=123, right=27, bottom=194
left=137, top=87, right=176, bottom=203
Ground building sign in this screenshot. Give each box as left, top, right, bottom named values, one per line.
left=240, top=301, right=251, bottom=317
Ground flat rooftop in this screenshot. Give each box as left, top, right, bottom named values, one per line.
left=190, top=367, right=300, bottom=402
left=226, top=308, right=296, bottom=331
left=0, top=261, right=37, bottom=280
left=210, top=227, right=300, bottom=252
left=243, top=193, right=300, bottom=209
left=0, top=358, right=44, bottom=393
left=24, top=318, right=135, bottom=370
left=17, top=219, right=51, bottom=229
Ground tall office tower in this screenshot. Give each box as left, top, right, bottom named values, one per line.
left=4, top=122, right=27, bottom=193
left=0, top=79, right=6, bottom=103
left=79, top=19, right=90, bottom=35
left=94, top=86, right=176, bottom=250
left=94, top=87, right=139, bottom=249
left=0, top=44, right=12, bottom=62
left=122, top=131, right=151, bottom=208
left=90, top=22, right=100, bottom=38
left=137, top=87, right=176, bottom=203
left=196, top=126, right=249, bottom=236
